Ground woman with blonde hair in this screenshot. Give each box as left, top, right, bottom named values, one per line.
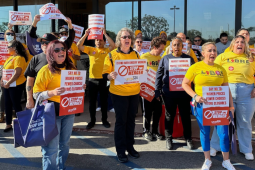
left=210, top=35, right=255, bottom=161
left=102, top=27, right=140, bottom=163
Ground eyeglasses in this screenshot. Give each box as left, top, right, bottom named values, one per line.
left=6, top=33, right=14, bottom=36
left=194, top=39, right=201, bottom=42
left=41, top=41, right=50, bottom=45
left=7, top=45, right=13, bottom=48
left=54, top=47, right=66, bottom=53
left=60, top=32, right=68, bottom=36
left=121, top=35, right=131, bottom=39
left=136, top=41, right=143, bottom=43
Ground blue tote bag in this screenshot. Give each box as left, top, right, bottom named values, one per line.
left=13, top=94, right=58, bottom=148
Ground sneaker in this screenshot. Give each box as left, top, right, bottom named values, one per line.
left=128, top=149, right=140, bottom=159
left=75, top=113, right=81, bottom=116
left=86, top=122, right=95, bottom=129
left=187, top=139, right=195, bottom=150
left=153, top=133, right=164, bottom=140
left=96, top=107, right=101, bottom=112
left=222, top=159, right=235, bottom=170
left=117, top=153, right=128, bottom=163
left=244, top=153, right=254, bottom=160
left=166, top=138, right=173, bottom=150
left=143, top=131, right=153, bottom=141
left=201, top=159, right=212, bottom=170
left=210, top=148, right=218, bottom=157
left=102, top=121, right=110, bottom=128
left=109, top=108, right=115, bottom=113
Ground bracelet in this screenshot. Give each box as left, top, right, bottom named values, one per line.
left=193, top=94, right=198, bottom=101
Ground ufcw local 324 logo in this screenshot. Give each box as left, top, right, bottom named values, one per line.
left=61, top=96, right=83, bottom=107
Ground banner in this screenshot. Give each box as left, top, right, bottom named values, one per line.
left=202, top=86, right=229, bottom=126
left=88, top=14, right=104, bottom=40
left=39, top=3, right=66, bottom=21
left=9, top=11, right=32, bottom=25
left=114, top=59, right=147, bottom=85
left=169, top=58, right=190, bottom=91
left=170, top=42, right=188, bottom=53
left=72, top=24, right=84, bottom=44
left=140, top=69, right=156, bottom=102
left=59, top=70, right=86, bottom=116
left=3, top=69, right=16, bottom=87
left=192, top=45, right=202, bottom=52
left=26, top=31, right=42, bottom=56
left=0, top=41, right=10, bottom=65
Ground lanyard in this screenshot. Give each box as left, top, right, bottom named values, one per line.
left=3, top=56, right=14, bottom=69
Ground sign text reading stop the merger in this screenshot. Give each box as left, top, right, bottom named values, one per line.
left=60, top=70, right=86, bottom=116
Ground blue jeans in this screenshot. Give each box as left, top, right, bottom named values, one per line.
left=194, top=103, right=229, bottom=152
left=211, top=83, right=255, bottom=153
left=42, top=114, right=75, bottom=170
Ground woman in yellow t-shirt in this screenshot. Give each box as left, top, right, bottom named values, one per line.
left=33, top=40, right=86, bottom=169
left=210, top=35, right=255, bottom=161
left=182, top=42, right=235, bottom=170
left=102, top=28, right=140, bottom=163
left=1, top=40, right=28, bottom=132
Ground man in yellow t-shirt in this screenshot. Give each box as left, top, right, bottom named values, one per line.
left=160, top=31, right=170, bottom=51
left=77, top=26, right=115, bottom=129
left=140, top=37, right=166, bottom=141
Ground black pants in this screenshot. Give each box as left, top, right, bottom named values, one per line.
left=111, top=93, right=139, bottom=154
left=162, top=95, right=192, bottom=140
left=88, top=79, right=108, bottom=122
left=4, top=82, right=25, bottom=125
left=144, top=97, right=162, bottom=133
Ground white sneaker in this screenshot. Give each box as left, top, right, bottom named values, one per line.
left=96, top=107, right=101, bottom=112
left=210, top=148, right=217, bottom=157
left=222, top=159, right=235, bottom=170
left=244, top=153, right=254, bottom=160
left=201, top=159, right=212, bottom=170
left=109, top=108, right=115, bottom=113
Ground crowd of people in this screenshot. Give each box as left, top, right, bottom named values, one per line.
left=0, top=14, right=254, bottom=170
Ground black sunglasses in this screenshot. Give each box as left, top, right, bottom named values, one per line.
left=41, top=41, right=50, bottom=45
left=194, top=39, right=201, bottom=42
left=60, top=32, right=68, bottom=36
left=136, top=41, right=143, bottom=43
left=121, top=35, right=131, bottom=39
left=54, top=47, right=66, bottom=53
left=6, top=33, right=14, bottom=36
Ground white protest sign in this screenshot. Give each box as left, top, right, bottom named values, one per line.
left=3, top=69, right=16, bottom=87
left=140, top=68, right=156, bottom=102
left=146, top=69, right=156, bottom=88
left=202, top=86, right=229, bottom=126
left=169, top=58, right=190, bottom=91
left=39, top=3, right=66, bottom=20
left=0, top=41, right=10, bottom=65
left=192, top=45, right=202, bottom=52
left=72, top=24, right=84, bottom=44
left=9, top=11, right=32, bottom=25
left=142, top=41, right=151, bottom=53
left=114, top=59, right=147, bottom=85
left=88, top=14, right=104, bottom=40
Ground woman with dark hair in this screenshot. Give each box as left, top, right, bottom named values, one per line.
left=1, top=40, right=28, bottom=132
left=33, top=40, right=86, bottom=170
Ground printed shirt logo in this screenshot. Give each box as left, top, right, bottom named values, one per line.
left=201, top=70, right=223, bottom=76
left=147, top=60, right=159, bottom=67
left=227, top=58, right=249, bottom=64
left=228, top=66, right=234, bottom=71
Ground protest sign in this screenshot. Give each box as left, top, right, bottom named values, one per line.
left=39, top=3, right=66, bottom=20
left=88, top=14, right=104, bottom=40
left=0, top=41, right=10, bottom=65
left=142, top=41, right=151, bottom=53
left=140, top=69, right=156, bottom=102
left=169, top=58, right=190, bottom=91
left=202, top=86, right=229, bottom=126
left=170, top=42, right=188, bottom=53
left=9, top=11, right=32, bottom=25
left=114, top=59, right=147, bottom=85
left=72, top=24, right=84, bottom=44
left=192, top=45, right=202, bottom=52
left=59, top=70, right=86, bottom=116
left=2, top=69, right=16, bottom=87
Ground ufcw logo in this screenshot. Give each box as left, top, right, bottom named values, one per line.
left=201, top=70, right=223, bottom=76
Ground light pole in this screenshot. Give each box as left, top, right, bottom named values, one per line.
left=170, top=5, right=179, bottom=33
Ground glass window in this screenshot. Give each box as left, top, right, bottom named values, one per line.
left=141, top=0, right=184, bottom=41
left=187, top=0, right=235, bottom=43
left=0, top=1, right=13, bottom=33
left=242, top=0, right=255, bottom=45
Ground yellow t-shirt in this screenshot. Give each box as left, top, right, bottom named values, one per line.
left=102, top=49, right=140, bottom=96
left=3, top=55, right=27, bottom=85
left=185, top=61, right=228, bottom=97
left=69, top=43, right=80, bottom=66
left=224, top=44, right=254, bottom=53
left=22, top=43, right=33, bottom=63
left=215, top=51, right=255, bottom=84
left=83, top=46, right=110, bottom=79
left=164, top=40, right=171, bottom=51
left=140, top=52, right=161, bottom=72
left=33, top=65, right=64, bottom=103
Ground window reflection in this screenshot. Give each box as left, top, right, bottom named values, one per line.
left=0, top=1, right=13, bottom=33
left=242, top=0, right=255, bottom=45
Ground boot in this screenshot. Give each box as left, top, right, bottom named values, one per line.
left=0, top=112, right=5, bottom=123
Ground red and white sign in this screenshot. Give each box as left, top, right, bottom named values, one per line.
left=140, top=69, right=156, bottom=102
left=202, top=86, right=229, bottom=126
left=192, top=45, right=202, bottom=52
left=2, top=69, right=16, bottom=87
left=142, top=41, right=151, bottom=53
left=169, top=58, right=190, bottom=91
left=250, top=45, right=255, bottom=54
left=39, top=3, right=66, bottom=21
left=0, top=41, right=10, bottom=65
left=88, top=14, right=104, bottom=40
left=170, top=42, right=188, bottom=53
left=72, top=24, right=84, bottom=44
left=9, top=11, right=32, bottom=25
left=59, top=70, right=86, bottom=116
left=114, top=59, right=147, bottom=85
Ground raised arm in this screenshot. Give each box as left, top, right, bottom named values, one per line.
left=63, top=17, right=75, bottom=49
left=103, top=26, right=115, bottom=51
left=77, top=28, right=90, bottom=52
left=28, top=15, right=41, bottom=38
